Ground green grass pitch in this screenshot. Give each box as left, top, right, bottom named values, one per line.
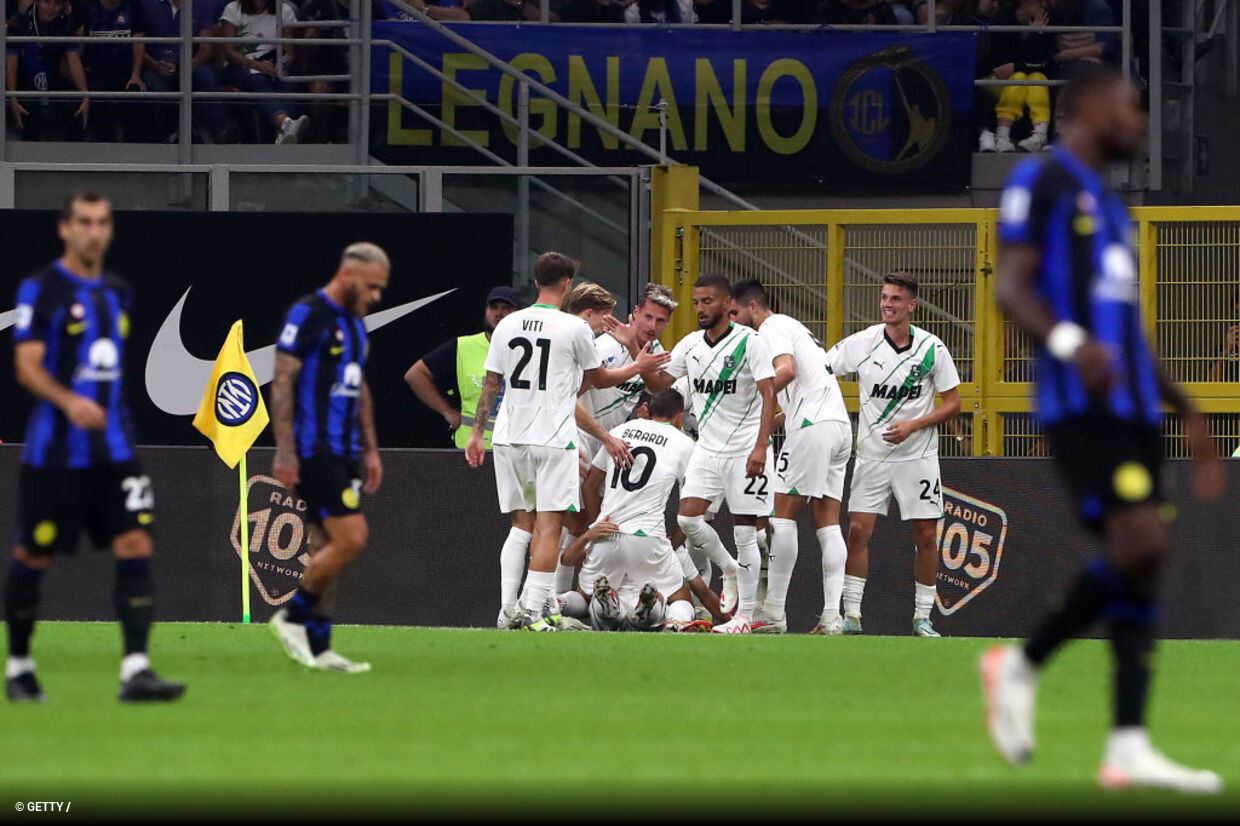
left=2, top=623, right=1238, bottom=820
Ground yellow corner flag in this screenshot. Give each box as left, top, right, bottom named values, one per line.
left=193, top=320, right=269, bottom=468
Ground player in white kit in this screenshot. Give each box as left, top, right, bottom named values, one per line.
left=731, top=279, right=853, bottom=635
left=824, top=272, right=961, bottom=637
left=641, top=275, right=777, bottom=634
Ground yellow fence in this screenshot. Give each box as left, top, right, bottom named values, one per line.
left=652, top=172, right=1240, bottom=458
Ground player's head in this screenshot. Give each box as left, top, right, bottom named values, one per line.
left=631, top=283, right=676, bottom=346
left=336, top=242, right=390, bottom=315
left=729, top=278, right=769, bottom=328
left=563, top=281, right=617, bottom=334
left=58, top=191, right=113, bottom=267
left=692, top=274, right=731, bottom=330
left=533, top=252, right=579, bottom=306
left=880, top=271, right=918, bottom=326
left=484, top=286, right=522, bottom=332
left=646, top=389, right=684, bottom=428
left=1059, top=64, right=1145, bottom=162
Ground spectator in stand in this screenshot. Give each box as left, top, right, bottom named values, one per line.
left=380, top=0, right=471, bottom=20
left=297, top=0, right=391, bottom=143
left=1048, top=0, right=1119, bottom=74
left=5, top=0, right=90, bottom=141
left=218, top=0, right=309, bottom=144
left=625, top=0, right=695, bottom=22
left=132, top=0, right=232, bottom=143
left=72, top=0, right=144, bottom=141
left=912, top=0, right=959, bottom=24
left=469, top=0, right=558, bottom=20
left=817, top=0, right=900, bottom=25
left=977, top=0, right=1056, bottom=152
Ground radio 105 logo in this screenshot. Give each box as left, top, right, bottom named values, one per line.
left=230, top=475, right=313, bottom=606
left=935, top=488, right=1007, bottom=615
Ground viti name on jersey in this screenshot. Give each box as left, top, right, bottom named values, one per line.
left=871, top=382, right=924, bottom=401
left=694, top=378, right=737, bottom=395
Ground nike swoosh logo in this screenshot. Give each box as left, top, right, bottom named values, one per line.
left=0, top=309, right=15, bottom=332
left=144, top=287, right=456, bottom=415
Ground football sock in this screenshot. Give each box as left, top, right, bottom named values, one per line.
left=842, top=574, right=866, bottom=619
left=817, top=525, right=846, bottom=623
left=1024, top=559, right=1110, bottom=667
left=734, top=525, right=760, bottom=618
left=1105, top=726, right=1150, bottom=763
left=120, top=652, right=149, bottom=682
left=519, top=569, right=556, bottom=615
left=1110, top=600, right=1157, bottom=728
left=114, top=558, right=153, bottom=656
left=914, top=582, right=937, bottom=621
left=558, top=590, right=588, bottom=618
left=765, top=517, right=798, bottom=619
left=305, top=615, right=333, bottom=656
left=997, top=124, right=1012, bottom=142
left=554, top=529, right=578, bottom=593
left=499, top=527, right=532, bottom=611
left=285, top=586, right=321, bottom=624
left=677, top=514, right=736, bottom=577
left=756, top=526, right=770, bottom=559
left=6, top=656, right=36, bottom=679
left=5, top=560, right=43, bottom=659
left=667, top=600, right=695, bottom=624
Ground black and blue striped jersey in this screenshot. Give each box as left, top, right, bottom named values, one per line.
left=12, top=261, right=137, bottom=469
left=277, top=290, right=369, bottom=460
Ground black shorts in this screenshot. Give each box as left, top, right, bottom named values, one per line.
left=1045, top=416, right=1165, bottom=531
left=297, top=454, right=362, bottom=526
left=17, top=460, right=154, bottom=554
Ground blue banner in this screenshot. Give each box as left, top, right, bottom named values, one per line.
left=372, top=23, right=977, bottom=184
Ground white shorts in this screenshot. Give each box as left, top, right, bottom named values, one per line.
left=579, top=533, right=685, bottom=599
left=775, top=420, right=853, bottom=500
left=493, top=444, right=581, bottom=514
left=577, top=429, right=602, bottom=476
left=681, top=448, right=774, bottom=517
left=847, top=455, right=944, bottom=521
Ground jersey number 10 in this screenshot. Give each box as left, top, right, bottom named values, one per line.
left=610, top=446, right=657, bottom=491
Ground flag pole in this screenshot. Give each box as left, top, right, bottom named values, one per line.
left=239, top=452, right=251, bottom=624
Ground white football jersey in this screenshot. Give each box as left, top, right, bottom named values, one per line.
left=580, top=333, right=663, bottom=432
left=590, top=418, right=695, bottom=538
left=664, top=323, right=775, bottom=457
left=757, top=313, right=848, bottom=430
left=671, top=376, right=699, bottom=440
left=485, top=304, right=601, bottom=448
left=825, top=324, right=960, bottom=462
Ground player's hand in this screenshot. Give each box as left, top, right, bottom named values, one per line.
left=882, top=420, right=917, bottom=445
left=75, top=98, right=89, bottom=127
left=443, top=409, right=462, bottom=431
left=1185, top=413, right=1225, bottom=500
left=273, top=448, right=300, bottom=489
left=8, top=100, right=28, bottom=131
left=465, top=431, right=487, bottom=468
left=633, top=342, right=670, bottom=374
left=584, top=517, right=620, bottom=542
left=363, top=448, right=383, bottom=495
left=604, top=434, right=633, bottom=468
left=1073, top=339, right=1116, bottom=394
left=65, top=394, right=107, bottom=430
left=773, top=412, right=786, bottom=432
left=609, top=313, right=638, bottom=350
left=745, top=446, right=766, bottom=478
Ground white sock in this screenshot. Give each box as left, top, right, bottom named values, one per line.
left=500, top=527, right=532, bottom=611
left=120, top=652, right=150, bottom=682
left=842, top=574, right=866, bottom=619
left=677, top=514, right=737, bottom=577
left=519, top=569, right=556, bottom=615
left=817, top=525, right=846, bottom=624
left=667, top=599, right=695, bottom=624
left=6, top=656, right=35, bottom=679
left=1031, top=121, right=1048, bottom=136
left=687, top=541, right=712, bottom=584
left=554, top=529, right=578, bottom=594
left=914, top=582, right=937, bottom=621
left=558, top=590, right=588, bottom=618
left=756, top=526, right=770, bottom=559
left=997, top=124, right=1011, bottom=141
left=734, top=525, right=760, bottom=619
left=765, top=517, right=798, bottom=620
left=1105, top=726, right=1150, bottom=762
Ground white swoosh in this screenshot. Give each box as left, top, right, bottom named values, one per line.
left=145, top=287, right=457, bottom=416
left=0, top=309, right=14, bottom=332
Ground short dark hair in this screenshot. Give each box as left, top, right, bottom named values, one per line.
left=731, top=278, right=768, bottom=308
left=647, top=389, right=685, bottom=420
left=533, top=252, right=579, bottom=287
left=60, top=191, right=109, bottom=222
left=882, top=271, right=919, bottom=297
left=1059, top=63, right=1125, bottom=122
left=693, top=274, right=731, bottom=296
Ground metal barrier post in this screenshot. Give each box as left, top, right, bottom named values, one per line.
left=178, top=0, right=193, bottom=164
left=926, top=0, right=936, bottom=31
left=1, top=17, right=7, bottom=162
left=358, top=0, right=373, bottom=166
left=517, top=78, right=530, bottom=284
left=1122, top=0, right=1132, bottom=78
left=1149, top=0, right=1162, bottom=190
left=657, top=101, right=668, bottom=164
left=731, top=0, right=741, bottom=31
left=349, top=0, right=362, bottom=159
left=540, top=0, right=549, bottom=24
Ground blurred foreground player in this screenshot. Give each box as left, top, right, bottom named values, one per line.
left=269, top=243, right=390, bottom=673
left=985, top=66, right=1225, bottom=792
left=6, top=192, right=184, bottom=703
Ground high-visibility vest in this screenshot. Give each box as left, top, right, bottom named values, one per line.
left=454, top=332, right=497, bottom=449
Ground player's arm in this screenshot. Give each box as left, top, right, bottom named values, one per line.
left=465, top=370, right=502, bottom=469
left=575, top=401, right=633, bottom=467
left=883, top=387, right=961, bottom=445
left=359, top=380, right=382, bottom=495
left=14, top=341, right=106, bottom=430
left=640, top=337, right=687, bottom=391
left=580, top=344, right=670, bottom=391
left=404, top=359, right=460, bottom=431
left=561, top=516, right=620, bottom=567
left=581, top=465, right=606, bottom=524
left=772, top=354, right=796, bottom=394
left=748, top=377, right=776, bottom=478
left=270, top=352, right=302, bottom=488
left=1155, top=363, right=1224, bottom=499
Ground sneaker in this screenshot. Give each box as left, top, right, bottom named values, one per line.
left=719, top=571, right=739, bottom=616
left=979, top=129, right=997, bottom=152
left=269, top=608, right=315, bottom=666
left=631, top=583, right=666, bottom=631
left=710, top=615, right=751, bottom=635
left=310, top=649, right=371, bottom=674
left=693, top=604, right=713, bottom=623
left=1098, top=735, right=1223, bottom=794
left=1018, top=132, right=1047, bottom=153
left=995, top=135, right=1016, bottom=153
left=913, top=618, right=942, bottom=637
left=842, top=615, right=863, bottom=635
left=496, top=605, right=521, bottom=630
left=589, top=576, right=622, bottom=631
left=522, top=597, right=564, bottom=632
left=810, top=616, right=845, bottom=636
left=663, top=619, right=712, bottom=633
left=751, top=614, right=787, bottom=634
left=118, top=668, right=186, bottom=702
left=276, top=114, right=309, bottom=145
left=557, top=616, right=591, bottom=631
left=5, top=671, right=46, bottom=703
left=979, top=644, right=1037, bottom=766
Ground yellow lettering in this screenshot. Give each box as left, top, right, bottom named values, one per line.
left=756, top=59, right=816, bottom=155
left=567, top=55, right=619, bottom=150
left=442, top=52, right=490, bottom=147
left=630, top=57, right=686, bottom=152
left=499, top=53, right=558, bottom=147
left=694, top=58, right=745, bottom=152
left=386, top=54, right=432, bottom=146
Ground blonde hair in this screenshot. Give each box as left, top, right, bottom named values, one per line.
left=341, top=241, right=390, bottom=271
left=563, top=281, right=617, bottom=316
left=639, top=283, right=678, bottom=311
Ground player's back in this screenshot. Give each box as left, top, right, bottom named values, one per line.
left=594, top=418, right=695, bottom=539
left=486, top=305, right=598, bottom=448
left=760, top=313, right=847, bottom=427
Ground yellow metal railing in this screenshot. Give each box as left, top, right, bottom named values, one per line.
left=651, top=170, right=1240, bottom=457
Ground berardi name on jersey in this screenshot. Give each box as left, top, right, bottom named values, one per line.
left=620, top=425, right=670, bottom=446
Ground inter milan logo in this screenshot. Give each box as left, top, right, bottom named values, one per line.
left=215, top=371, right=259, bottom=426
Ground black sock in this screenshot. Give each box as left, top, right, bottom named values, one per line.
left=5, top=560, right=44, bottom=659
left=305, top=615, right=332, bottom=656
left=1024, top=558, right=1111, bottom=667
left=1110, top=607, right=1157, bottom=728
left=285, top=587, right=321, bottom=624
left=114, top=558, right=154, bottom=657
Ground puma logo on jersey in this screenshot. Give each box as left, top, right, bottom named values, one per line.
left=872, top=383, right=923, bottom=400
left=694, top=378, right=737, bottom=395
